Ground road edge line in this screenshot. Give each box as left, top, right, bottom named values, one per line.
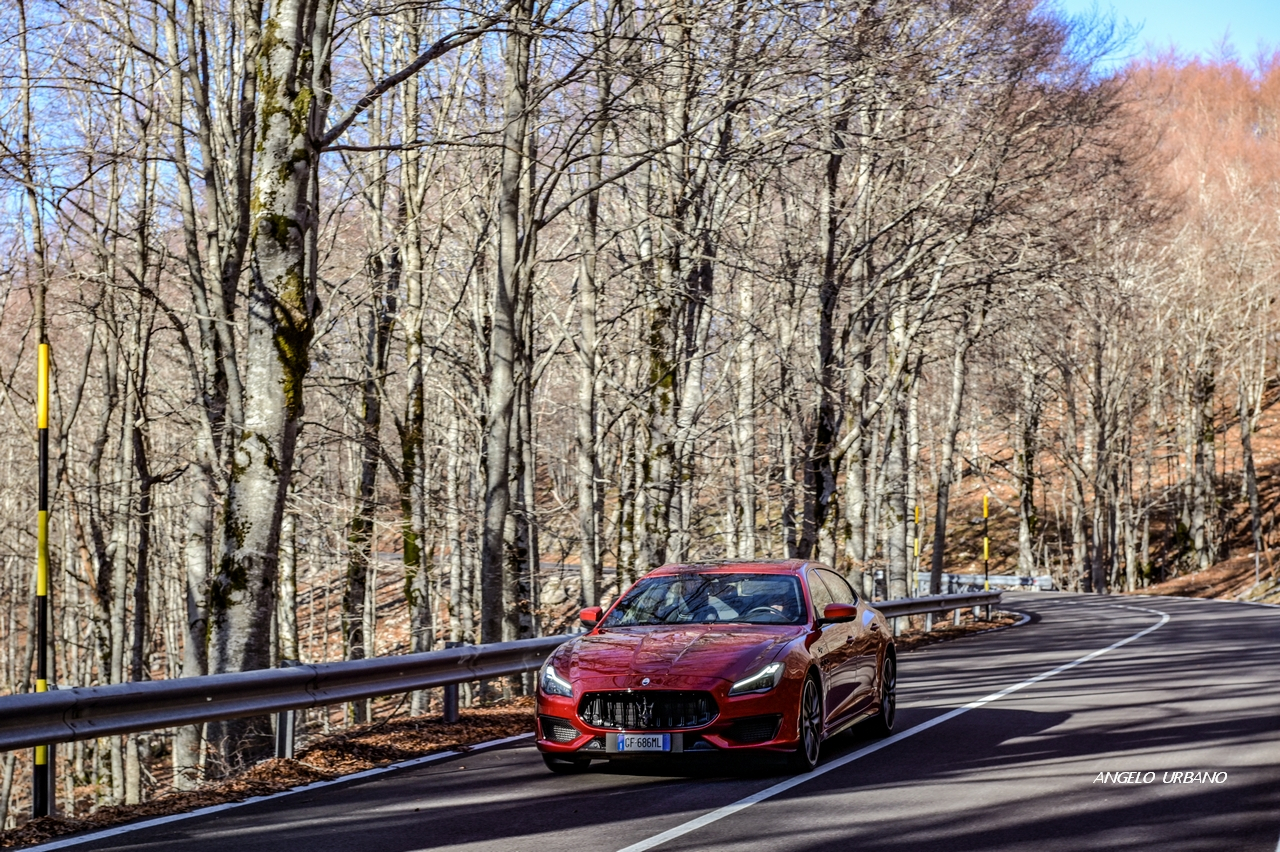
left=615, top=603, right=1170, bottom=852
left=25, top=733, right=533, bottom=851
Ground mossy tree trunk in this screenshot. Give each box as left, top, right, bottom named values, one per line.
left=206, top=0, right=334, bottom=775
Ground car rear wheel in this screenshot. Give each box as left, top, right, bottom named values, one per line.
left=542, top=753, right=592, bottom=774
left=868, top=654, right=896, bottom=737
left=789, top=676, right=822, bottom=772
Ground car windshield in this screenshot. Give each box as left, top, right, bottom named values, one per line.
left=601, top=573, right=806, bottom=627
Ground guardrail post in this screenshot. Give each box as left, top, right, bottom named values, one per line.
left=984, top=604, right=991, bottom=622
left=36, top=685, right=56, bottom=817
left=925, top=613, right=933, bottom=632
left=275, top=659, right=299, bottom=760
left=953, top=608, right=961, bottom=626
left=443, top=642, right=462, bottom=723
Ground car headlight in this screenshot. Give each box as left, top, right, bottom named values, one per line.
left=540, top=663, right=573, bottom=698
left=728, top=661, right=784, bottom=696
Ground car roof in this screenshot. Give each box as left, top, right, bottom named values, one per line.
left=647, top=559, right=815, bottom=577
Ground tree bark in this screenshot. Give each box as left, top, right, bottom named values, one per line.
left=481, top=0, right=533, bottom=643
left=207, top=0, right=333, bottom=773
left=929, top=309, right=982, bottom=593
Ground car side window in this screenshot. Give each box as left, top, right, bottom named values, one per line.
left=806, top=568, right=835, bottom=620
left=818, top=568, right=858, bottom=606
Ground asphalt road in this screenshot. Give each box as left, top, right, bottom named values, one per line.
left=49, top=593, right=1280, bottom=852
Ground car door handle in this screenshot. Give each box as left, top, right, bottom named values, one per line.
left=869, top=622, right=880, bottom=631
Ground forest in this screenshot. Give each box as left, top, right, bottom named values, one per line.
left=0, top=0, right=1277, bottom=821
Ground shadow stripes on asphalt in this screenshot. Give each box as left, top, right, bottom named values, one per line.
left=615, top=601, right=1172, bottom=852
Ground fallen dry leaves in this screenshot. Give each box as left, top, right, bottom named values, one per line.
left=892, top=611, right=1022, bottom=653
left=0, top=700, right=536, bottom=850
left=1130, top=553, right=1280, bottom=603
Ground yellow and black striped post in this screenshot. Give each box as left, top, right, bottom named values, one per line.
left=982, top=494, right=990, bottom=593
left=34, top=341, right=52, bottom=817
left=913, top=505, right=921, bottom=595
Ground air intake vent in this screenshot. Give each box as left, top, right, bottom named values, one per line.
left=723, top=714, right=781, bottom=744
left=578, top=691, right=717, bottom=730
left=540, top=715, right=580, bottom=743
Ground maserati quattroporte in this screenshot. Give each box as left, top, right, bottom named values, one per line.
left=536, top=560, right=896, bottom=773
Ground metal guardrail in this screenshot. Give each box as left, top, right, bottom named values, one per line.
left=0, top=590, right=1001, bottom=754
left=0, top=635, right=569, bottom=754
left=914, top=573, right=1055, bottom=595
left=877, top=590, right=1001, bottom=619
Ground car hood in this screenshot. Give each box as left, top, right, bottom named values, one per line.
left=554, top=624, right=802, bottom=689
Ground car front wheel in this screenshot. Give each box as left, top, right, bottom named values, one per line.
left=789, top=676, right=823, bottom=772
left=868, top=654, right=896, bottom=737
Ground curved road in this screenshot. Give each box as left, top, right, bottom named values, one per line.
left=44, top=594, right=1280, bottom=852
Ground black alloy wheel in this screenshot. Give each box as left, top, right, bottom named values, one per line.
left=869, top=654, right=897, bottom=737
left=542, top=753, right=592, bottom=774
left=789, top=676, right=823, bottom=772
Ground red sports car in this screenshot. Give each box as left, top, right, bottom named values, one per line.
left=536, top=560, right=896, bottom=773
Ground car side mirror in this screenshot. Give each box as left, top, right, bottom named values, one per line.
left=580, top=606, right=603, bottom=628
left=818, top=603, right=858, bottom=625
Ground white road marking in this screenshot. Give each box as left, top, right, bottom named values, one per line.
left=26, top=733, right=533, bottom=851
left=616, top=602, right=1171, bottom=852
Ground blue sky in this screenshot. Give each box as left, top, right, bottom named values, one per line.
left=1055, top=0, right=1279, bottom=62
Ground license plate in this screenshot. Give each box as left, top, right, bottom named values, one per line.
left=617, top=733, right=670, bottom=752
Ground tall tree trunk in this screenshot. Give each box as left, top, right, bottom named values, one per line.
left=446, top=413, right=465, bottom=642
left=110, top=291, right=142, bottom=804
left=929, top=309, right=982, bottom=593
left=125, top=313, right=155, bottom=806
left=1189, top=356, right=1216, bottom=571
left=343, top=252, right=395, bottom=723
left=799, top=84, right=845, bottom=561
left=207, top=0, right=333, bottom=773
left=175, top=454, right=212, bottom=789
left=732, top=277, right=757, bottom=559
left=480, top=0, right=531, bottom=643
left=1239, top=379, right=1263, bottom=582
left=277, top=503, right=299, bottom=661
left=637, top=160, right=674, bottom=575
left=904, top=359, right=922, bottom=584
left=398, top=13, right=432, bottom=708
left=1016, top=355, right=1042, bottom=578
left=573, top=0, right=611, bottom=606
left=508, top=98, right=539, bottom=647
left=883, top=396, right=909, bottom=600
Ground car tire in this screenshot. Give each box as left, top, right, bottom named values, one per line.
left=868, top=653, right=896, bottom=737
left=542, top=753, right=592, bottom=774
left=789, top=676, right=823, bottom=772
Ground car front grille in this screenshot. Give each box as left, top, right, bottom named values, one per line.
left=578, top=691, right=717, bottom=730
left=540, top=715, right=580, bottom=743
left=723, top=714, right=781, bottom=744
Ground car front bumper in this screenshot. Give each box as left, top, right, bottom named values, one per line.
left=535, top=677, right=804, bottom=757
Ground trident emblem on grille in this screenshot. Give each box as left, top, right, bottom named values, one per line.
left=637, top=697, right=655, bottom=728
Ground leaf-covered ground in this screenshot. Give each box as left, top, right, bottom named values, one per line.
left=0, top=701, right=536, bottom=849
